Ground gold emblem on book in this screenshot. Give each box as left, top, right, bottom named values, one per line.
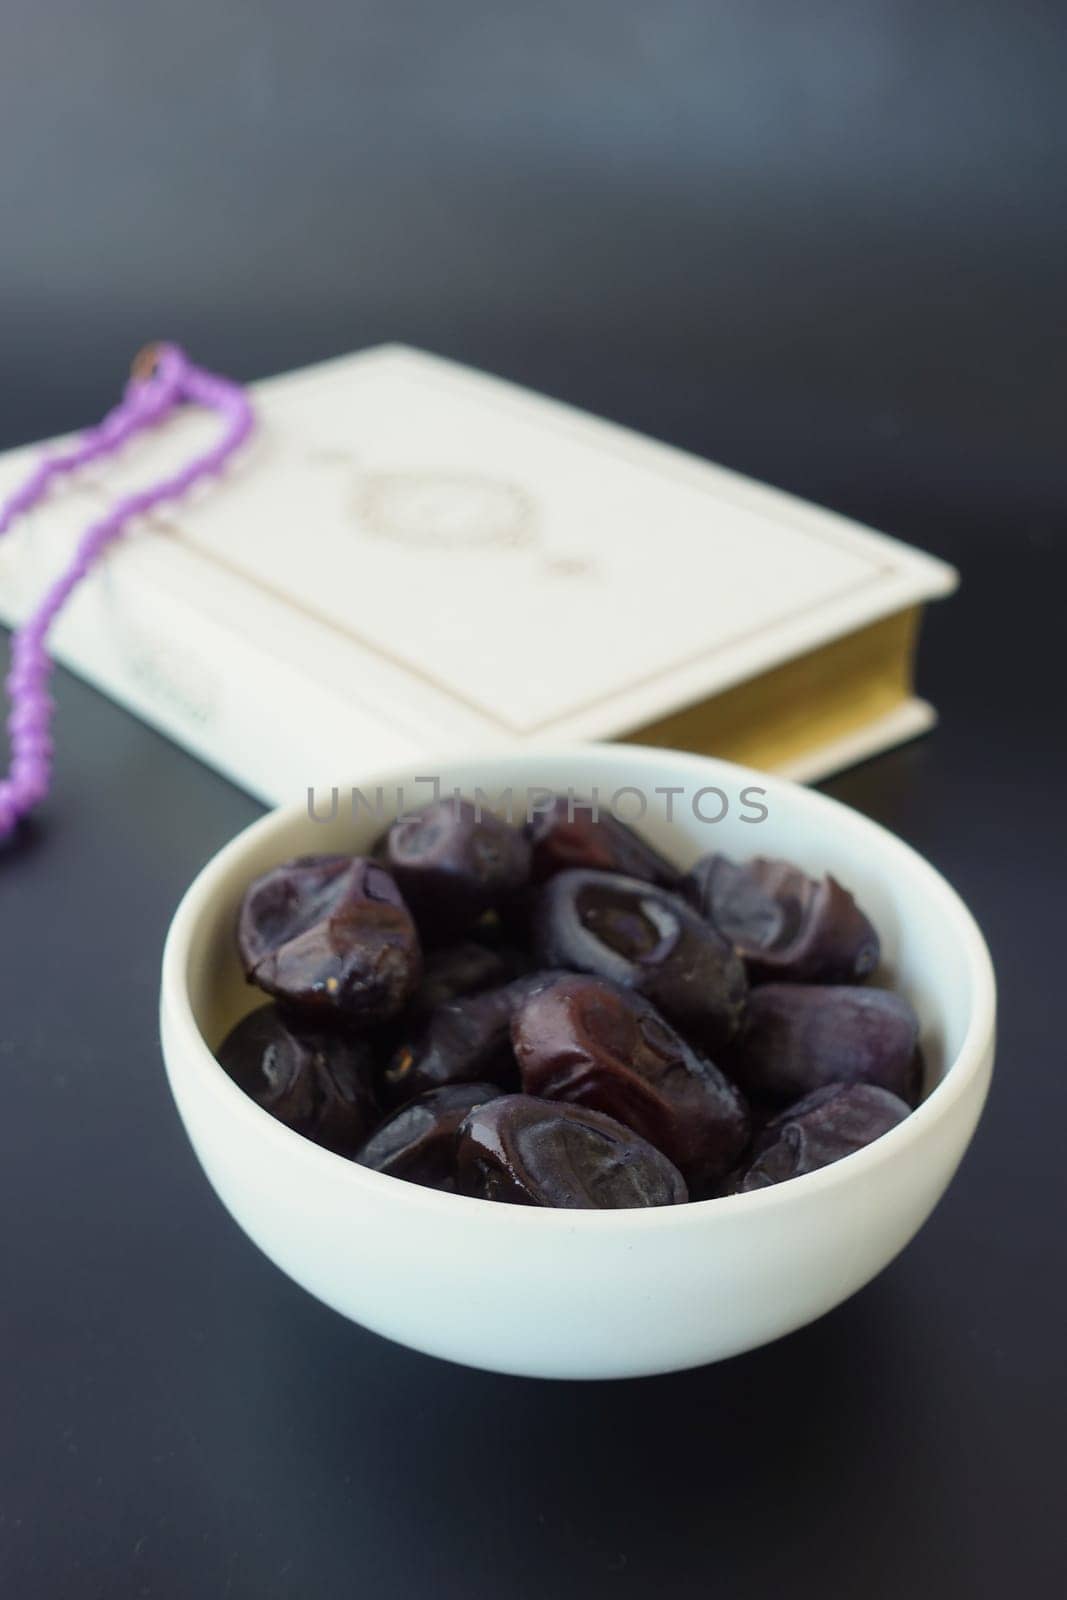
left=353, top=471, right=538, bottom=551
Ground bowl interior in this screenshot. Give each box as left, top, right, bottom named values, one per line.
left=176, top=746, right=987, bottom=1118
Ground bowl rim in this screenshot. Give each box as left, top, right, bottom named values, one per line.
left=160, top=742, right=996, bottom=1228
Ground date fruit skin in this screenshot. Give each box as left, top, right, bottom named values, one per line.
left=682, top=854, right=880, bottom=985
left=527, top=796, right=679, bottom=887
left=355, top=1082, right=502, bottom=1190
left=383, top=973, right=561, bottom=1105
left=217, top=1004, right=378, bottom=1154
left=513, top=975, right=749, bottom=1188
left=409, top=941, right=516, bottom=1017
left=238, top=855, right=421, bottom=1022
left=727, top=983, right=921, bottom=1105
left=382, top=799, right=531, bottom=939
left=738, top=1082, right=910, bottom=1191
left=531, top=869, right=747, bottom=1052
left=455, top=1094, right=688, bottom=1208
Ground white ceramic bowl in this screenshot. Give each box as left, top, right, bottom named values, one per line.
left=160, top=745, right=995, bottom=1380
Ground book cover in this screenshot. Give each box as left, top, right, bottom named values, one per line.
left=0, top=346, right=958, bottom=802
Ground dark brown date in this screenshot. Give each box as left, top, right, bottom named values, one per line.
left=382, top=973, right=560, bottom=1105
left=237, top=855, right=421, bottom=1022
left=382, top=799, right=531, bottom=939
left=409, top=941, right=518, bottom=1017
left=526, top=795, right=679, bottom=887
left=217, top=1004, right=378, bottom=1153
left=739, top=1082, right=911, bottom=1191
left=455, top=1094, right=688, bottom=1208
left=727, top=983, right=920, bottom=1105
left=512, top=975, right=749, bottom=1188
left=682, top=854, right=880, bottom=984
left=531, top=869, right=747, bottom=1052
left=355, top=1082, right=502, bottom=1190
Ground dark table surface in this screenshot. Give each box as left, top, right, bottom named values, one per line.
left=1, top=359, right=1063, bottom=1600
left=4, top=6, right=1067, bottom=1589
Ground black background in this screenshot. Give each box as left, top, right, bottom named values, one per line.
left=1, top=4, right=1064, bottom=1597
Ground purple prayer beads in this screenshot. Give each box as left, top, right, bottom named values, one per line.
left=0, top=344, right=253, bottom=837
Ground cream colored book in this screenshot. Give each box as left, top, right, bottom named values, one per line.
left=0, top=345, right=956, bottom=803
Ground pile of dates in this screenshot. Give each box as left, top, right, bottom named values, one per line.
left=218, top=796, right=922, bottom=1209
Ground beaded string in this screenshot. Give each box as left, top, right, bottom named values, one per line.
left=0, top=344, right=254, bottom=839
